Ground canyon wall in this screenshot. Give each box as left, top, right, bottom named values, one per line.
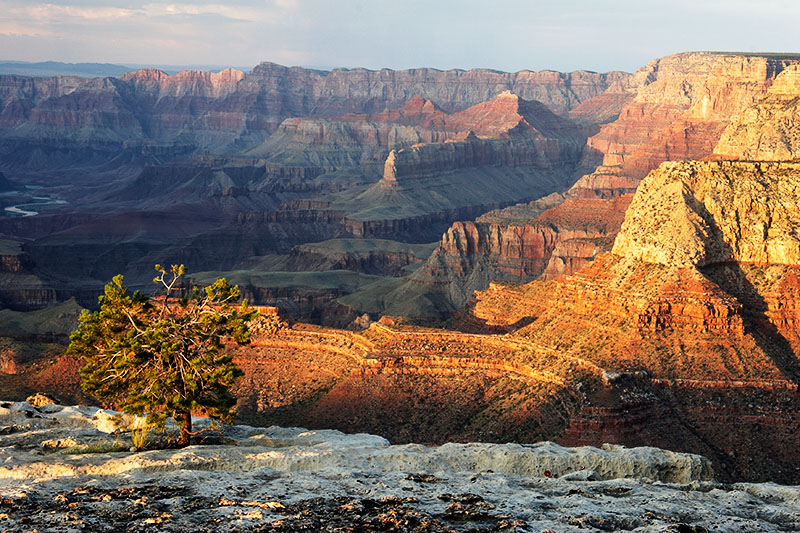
left=409, top=52, right=800, bottom=315
left=0, top=64, right=624, bottom=171
left=464, top=159, right=800, bottom=480
left=713, top=64, right=800, bottom=161
left=585, top=52, right=800, bottom=186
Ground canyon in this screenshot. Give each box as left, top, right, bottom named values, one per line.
left=410, top=52, right=800, bottom=313
left=0, top=72, right=599, bottom=302
left=8, top=51, right=795, bottom=317
left=0, top=64, right=621, bottom=170
left=3, top=51, right=800, bottom=489
left=10, top=156, right=800, bottom=483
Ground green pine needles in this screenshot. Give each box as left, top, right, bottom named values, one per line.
left=68, top=264, right=258, bottom=446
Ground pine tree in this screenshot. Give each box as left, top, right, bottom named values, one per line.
left=68, top=265, right=257, bottom=446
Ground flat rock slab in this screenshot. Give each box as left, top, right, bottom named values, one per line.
left=1, top=401, right=799, bottom=532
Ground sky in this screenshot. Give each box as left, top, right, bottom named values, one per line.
left=1, top=0, right=799, bottom=74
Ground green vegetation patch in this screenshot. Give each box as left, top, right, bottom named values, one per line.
left=0, top=299, right=84, bottom=337
left=0, top=239, right=23, bottom=255
left=297, top=238, right=438, bottom=258
left=191, top=269, right=388, bottom=292
left=338, top=277, right=454, bottom=318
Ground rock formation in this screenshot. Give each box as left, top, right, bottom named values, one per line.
left=33, top=90, right=589, bottom=294
left=278, top=239, right=437, bottom=277
left=0, top=60, right=623, bottom=320
left=612, top=160, right=800, bottom=267
left=323, top=91, right=588, bottom=235
left=552, top=52, right=800, bottom=276
left=119, top=67, right=245, bottom=98
left=407, top=52, right=800, bottom=315
left=339, top=193, right=624, bottom=316
left=8, top=401, right=795, bottom=532
left=467, top=160, right=800, bottom=481
left=586, top=52, right=800, bottom=185
left=9, top=156, right=800, bottom=482
left=243, top=62, right=628, bottom=116
left=0, top=64, right=623, bottom=173
left=713, top=64, right=800, bottom=160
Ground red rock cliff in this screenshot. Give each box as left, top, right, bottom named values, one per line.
left=408, top=52, right=800, bottom=315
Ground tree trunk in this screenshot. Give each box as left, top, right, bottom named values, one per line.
left=177, top=411, right=192, bottom=446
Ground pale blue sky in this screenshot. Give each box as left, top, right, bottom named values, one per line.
left=0, top=0, right=798, bottom=73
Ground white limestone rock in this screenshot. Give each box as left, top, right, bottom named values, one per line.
left=1, top=401, right=799, bottom=531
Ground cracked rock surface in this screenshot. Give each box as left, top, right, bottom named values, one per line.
left=2, top=401, right=799, bottom=532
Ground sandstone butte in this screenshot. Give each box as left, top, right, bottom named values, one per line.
left=7, top=161, right=800, bottom=484
left=417, top=52, right=800, bottom=312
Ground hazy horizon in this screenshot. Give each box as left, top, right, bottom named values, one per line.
left=9, top=51, right=800, bottom=77
left=1, top=1, right=798, bottom=74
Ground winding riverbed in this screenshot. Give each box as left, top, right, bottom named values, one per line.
left=3, top=195, right=67, bottom=217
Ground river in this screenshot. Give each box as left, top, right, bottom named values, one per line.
left=3, top=195, right=68, bottom=217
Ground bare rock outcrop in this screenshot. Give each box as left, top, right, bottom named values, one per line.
left=465, top=159, right=800, bottom=481
left=12, top=402, right=798, bottom=532
left=612, top=161, right=800, bottom=267
left=714, top=64, right=800, bottom=160
left=413, top=52, right=800, bottom=313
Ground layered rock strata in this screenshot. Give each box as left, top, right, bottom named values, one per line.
left=373, top=195, right=630, bottom=315
left=408, top=52, right=800, bottom=315
left=0, top=65, right=624, bottom=172
left=1, top=64, right=610, bottom=317
left=467, top=160, right=800, bottom=481
left=323, top=92, right=588, bottom=234
left=585, top=52, right=800, bottom=188
left=713, top=64, right=800, bottom=160
left=15, top=90, right=589, bottom=296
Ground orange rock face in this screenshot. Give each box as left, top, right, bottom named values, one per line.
left=464, top=160, right=800, bottom=481
left=411, top=52, right=800, bottom=311
left=219, top=159, right=800, bottom=483
left=587, top=53, right=799, bottom=183
left=713, top=65, right=800, bottom=161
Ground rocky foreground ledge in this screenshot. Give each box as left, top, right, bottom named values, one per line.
left=1, top=402, right=798, bottom=532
